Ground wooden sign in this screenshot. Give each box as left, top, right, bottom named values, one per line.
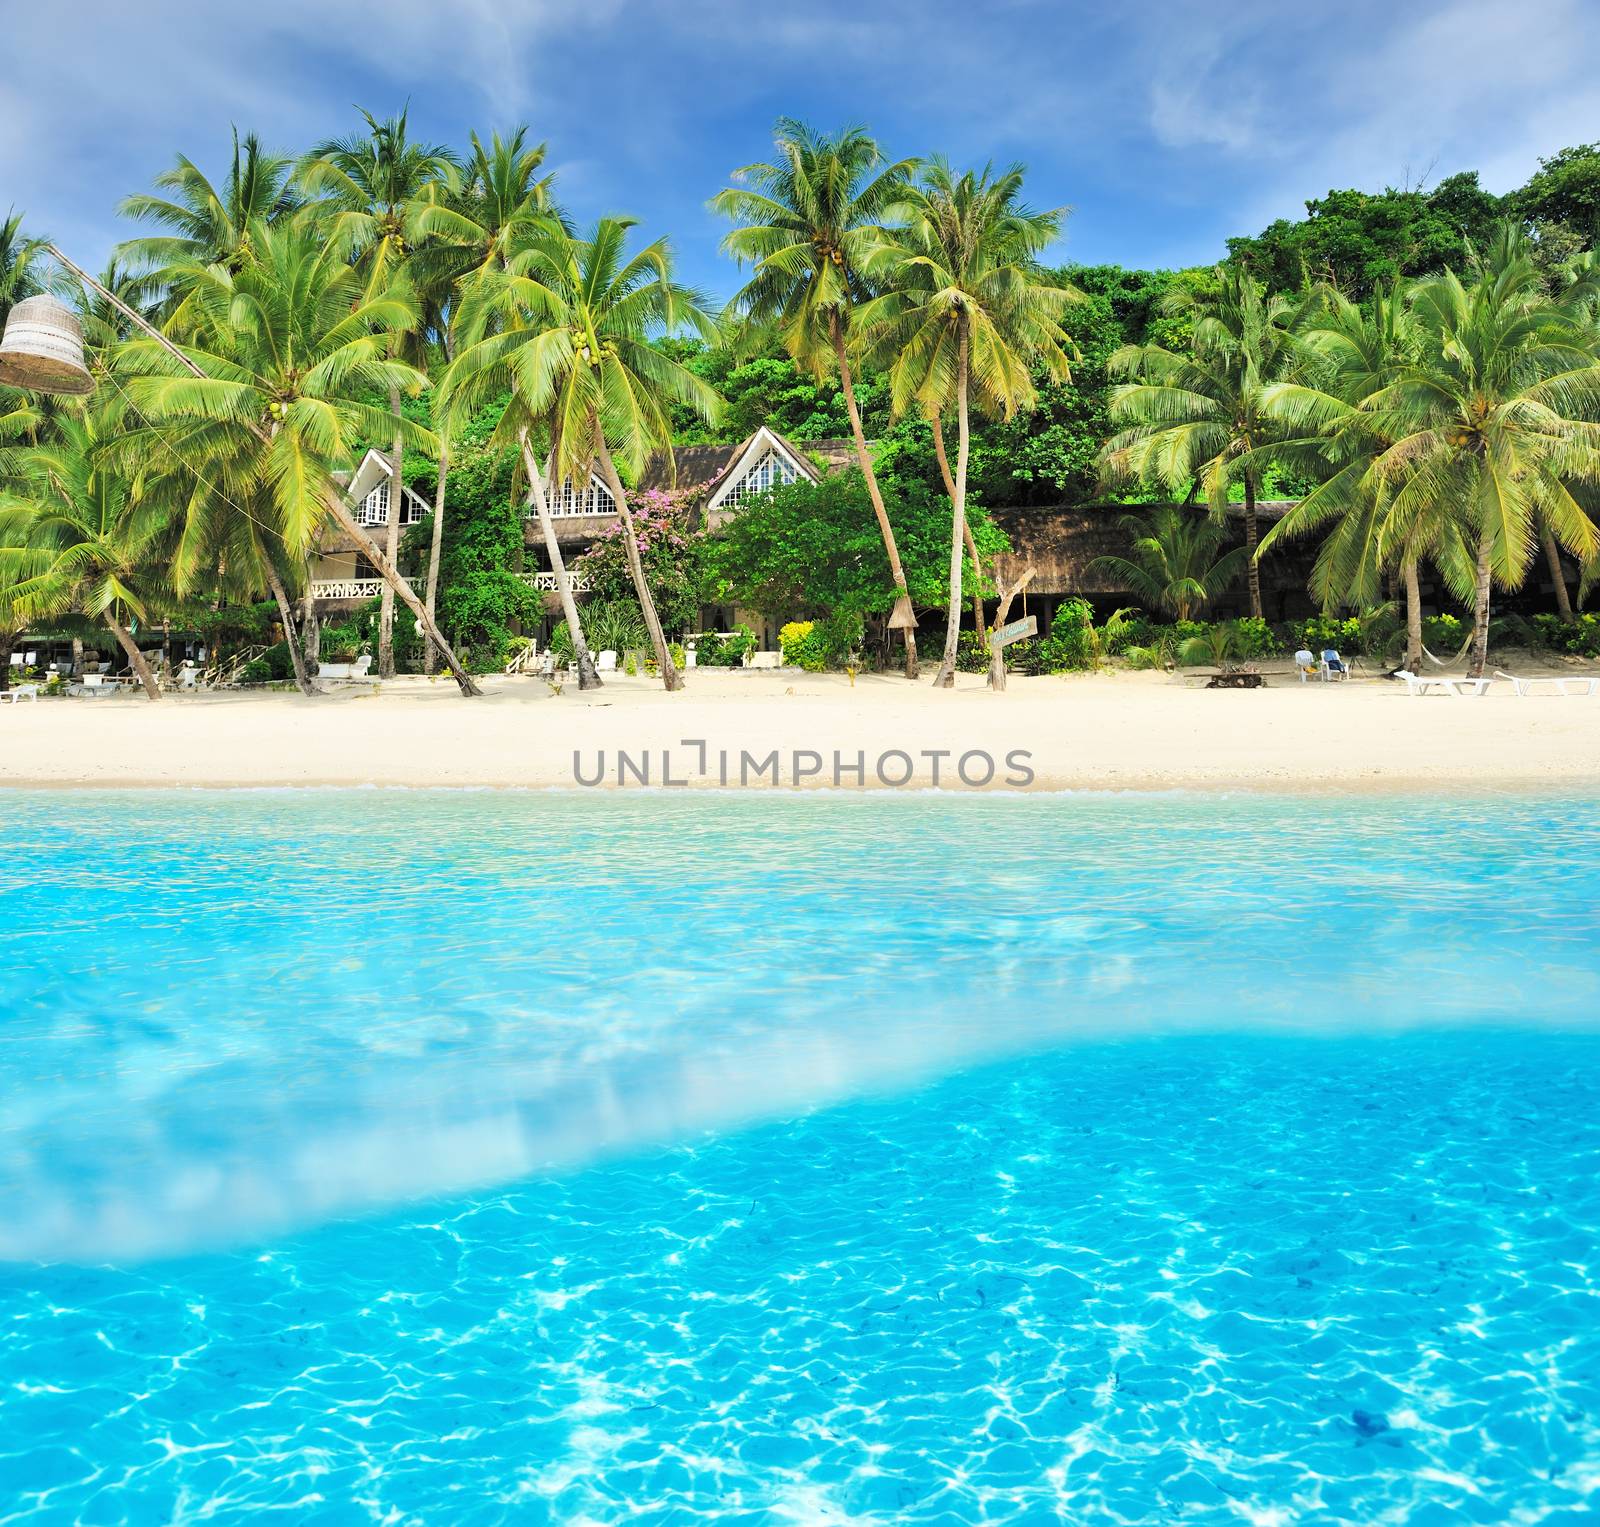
left=990, top=615, right=1037, bottom=650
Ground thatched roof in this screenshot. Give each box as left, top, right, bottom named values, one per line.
left=992, top=501, right=1296, bottom=596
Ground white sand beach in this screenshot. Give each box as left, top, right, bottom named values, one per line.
left=3, top=661, right=1598, bottom=793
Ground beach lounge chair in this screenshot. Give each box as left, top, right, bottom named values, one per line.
left=1319, top=649, right=1349, bottom=682
left=1394, top=670, right=1494, bottom=697
left=2, top=683, right=39, bottom=704
left=1293, top=648, right=1316, bottom=682
left=1495, top=670, right=1600, bottom=698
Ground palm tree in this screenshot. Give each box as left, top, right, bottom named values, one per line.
left=115, top=215, right=480, bottom=695
left=712, top=120, right=924, bottom=676
left=440, top=216, right=721, bottom=692
left=300, top=109, right=458, bottom=678
left=1362, top=226, right=1600, bottom=675
left=1088, top=507, right=1249, bottom=622
left=0, top=210, right=47, bottom=325
left=0, top=398, right=172, bottom=699
left=1103, top=266, right=1306, bottom=620
left=1256, top=285, right=1473, bottom=671
left=117, top=129, right=298, bottom=308
left=408, top=127, right=556, bottom=673
left=857, top=161, right=1078, bottom=686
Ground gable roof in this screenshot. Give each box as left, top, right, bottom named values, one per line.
left=341, top=448, right=431, bottom=515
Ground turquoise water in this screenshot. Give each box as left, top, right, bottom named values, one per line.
left=2, top=790, right=1599, bottom=1523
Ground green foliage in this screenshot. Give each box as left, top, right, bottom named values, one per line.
left=583, top=599, right=648, bottom=653
left=704, top=468, right=1007, bottom=621
left=694, top=625, right=755, bottom=667
left=1512, top=144, right=1600, bottom=247
left=433, top=442, right=540, bottom=670
left=574, top=489, right=703, bottom=636
left=779, top=620, right=825, bottom=671
left=1225, top=178, right=1506, bottom=298
left=1177, top=622, right=1248, bottom=669
left=1531, top=612, right=1600, bottom=654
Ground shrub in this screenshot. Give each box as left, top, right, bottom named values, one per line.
left=1293, top=614, right=1363, bottom=653
left=695, top=625, right=756, bottom=667
left=1531, top=612, right=1600, bottom=655
left=1421, top=612, right=1464, bottom=653
left=780, top=620, right=826, bottom=671
left=1231, top=616, right=1282, bottom=659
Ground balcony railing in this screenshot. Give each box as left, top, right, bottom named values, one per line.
left=517, top=571, right=591, bottom=593
left=310, top=578, right=385, bottom=600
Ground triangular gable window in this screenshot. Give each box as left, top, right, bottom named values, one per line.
left=548, top=475, right=616, bottom=517
left=355, top=481, right=390, bottom=526
left=722, top=448, right=798, bottom=508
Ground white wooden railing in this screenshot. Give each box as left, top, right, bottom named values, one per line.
left=517, top=571, right=591, bottom=593
left=310, top=578, right=385, bottom=600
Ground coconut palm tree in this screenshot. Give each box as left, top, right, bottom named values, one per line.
left=1256, top=285, right=1474, bottom=671
left=1363, top=227, right=1600, bottom=675
left=0, top=210, right=48, bottom=326
left=1088, top=507, right=1250, bottom=623
left=439, top=216, right=721, bottom=692
left=0, top=397, right=173, bottom=699
left=1103, top=266, right=1307, bottom=621
left=712, top=120, right=924, bottom=675
left=300, top=109, right=457, bottom=677
left=114, top=215, right=480, bottom=695
left=117, top=129, right=298, bottom=307
left=408, top=127, right=557, bottom=673
left=856, top=161, right=1078, bottom=686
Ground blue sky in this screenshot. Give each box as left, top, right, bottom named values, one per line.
left=6, top=0, right=1600, bottom=304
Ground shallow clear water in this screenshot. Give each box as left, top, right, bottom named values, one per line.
left=2, top=790, right=1599, bottom=1523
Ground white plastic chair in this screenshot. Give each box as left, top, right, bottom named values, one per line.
left=1318, top=649, right=1349, bottom=682
left=1293, top=648, right=1315, bottom=683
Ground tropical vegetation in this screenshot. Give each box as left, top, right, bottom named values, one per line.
left=3, top=118, right=1599, bottom=699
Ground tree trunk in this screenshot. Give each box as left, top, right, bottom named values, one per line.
left=423, top=445, right=450, bottom=674
left=831, top=311, right=916, bottom=677
left=1542, top=524, right=1576, bottom=624
left=931, top=413, right=986, bottom=640
left=0, top=630, right=14, bottom=691
left=934, top=323, right=971, bottom=688
left=1403, top=557, right=1423, bottom=673
left=322, top=492, right=481, bottom=695
left=301, top=587, right=321, bottom=673
left=988, top=570, right=1035, bottom=693
left=1243, top=473, right=1263, bottom=621
left=1468, top=527, right=1494, bottom=678
left=265, top=558, right=317, bottom=696
left=378, top=384, right=403, bottom=679
left=103, top=611, right=160, bottom=701
left=518, top=433, right=600, bottom=689
left=594, top=436, right=683, bottom=692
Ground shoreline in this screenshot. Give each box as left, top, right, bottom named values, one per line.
left=3, top=665, right=1598, bottom=795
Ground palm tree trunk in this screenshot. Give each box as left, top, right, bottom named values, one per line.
left=301, top=587, right=321, bottom=673
left=423, top=445, right=450, bottom=674
left=378, top=385, right=403, bottom=679
left=934, top=322, right=970, bottom=688
left=0, top=630, right=13, bottom=692
left=831, top=311, right=916, bottom=677
left=1403, top=558, right=1423, bottom=672
left=322, top=493, right=481, bottom=696
left=931, top=412, right=986, bottom=640
left=1468, top=528, right=1494, bottom=678
left=518, top=433, right=600, bottom=689
left=594, top=435, right=683, bottom=692
left=1243, top=473, right=1263, bottom=621
left=264, top=559, right=316, bottom=696
left=103, top=611, right=160, bottom=701
left=1542, top=525, right=1576, bottom=624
